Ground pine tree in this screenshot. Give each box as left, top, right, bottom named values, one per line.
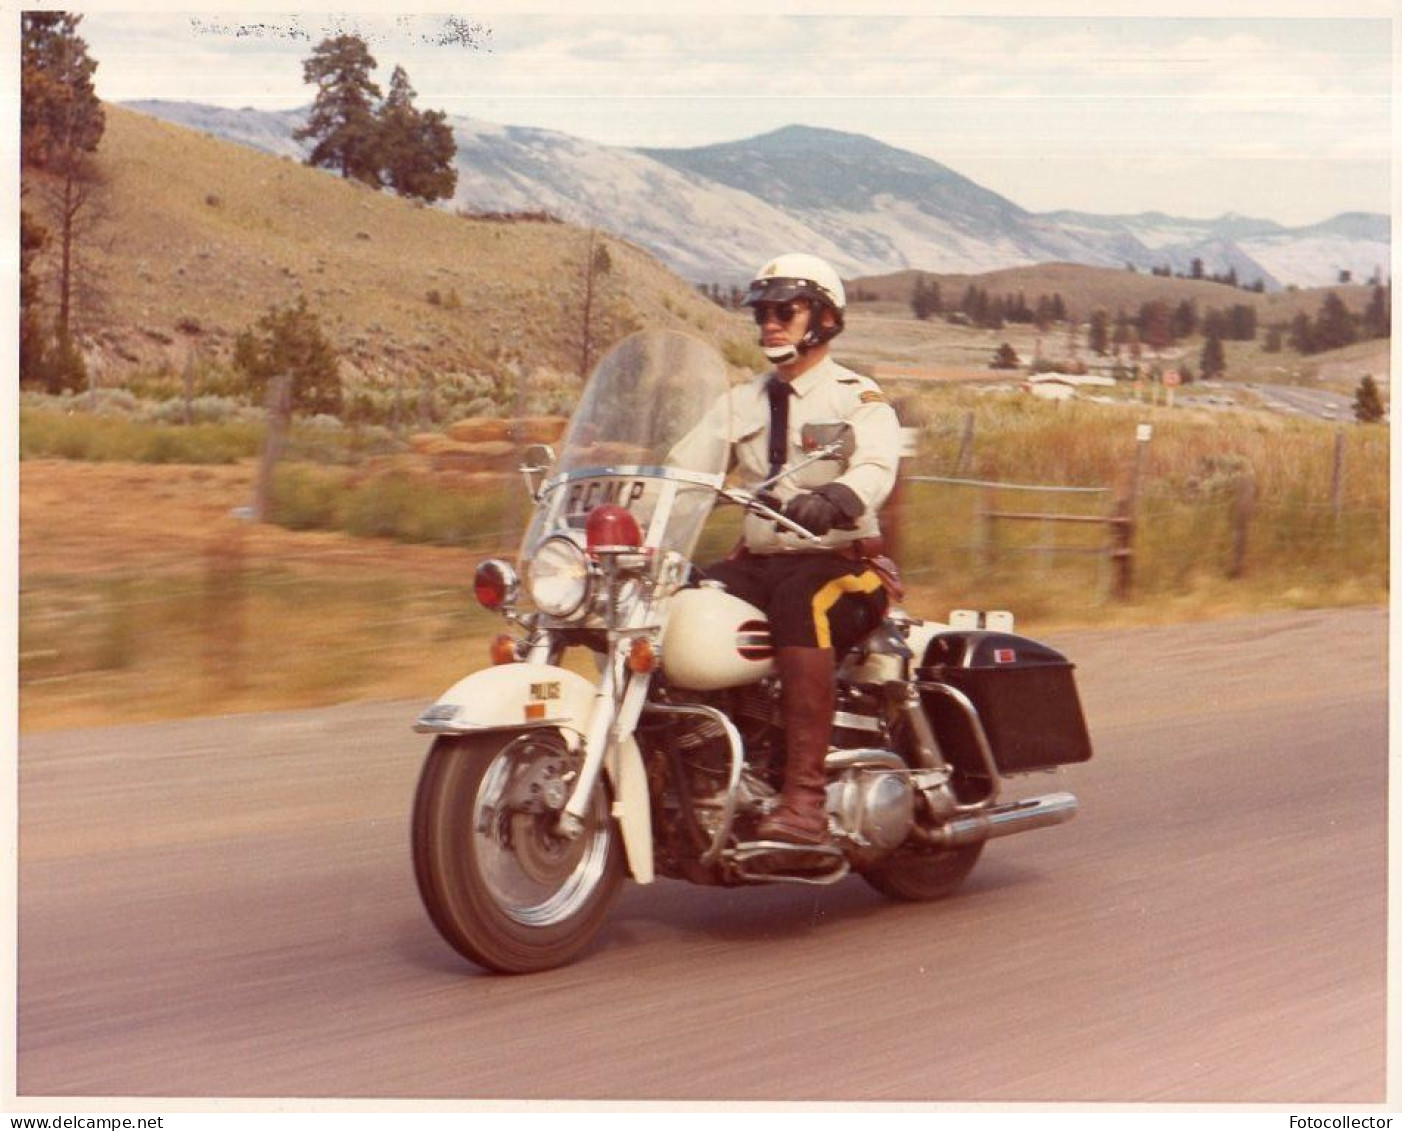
left=1289, top=312, right=1315, bottom=354
left=296, top=35, right=384, bottom=185
left=1362, top=284, right=1390, bottom=339
left=1088, top=309, right=1110, bottom=355
left=1228, top=304, right=1257, bottom=341
left=22, top=11, right=107, bottom=351
left=1034, top=295, right=1055, bottom=331
left=1353, top=374, right=1385, bottom=423
left=1137, top=300, right=1174, bottom=352
left=1200, top=332, right=1226, bottom=379
left=1313, top=293, right=1355, bottom=353
left=20, top=209, right=48, bottom=386
left=1172, top=300, right=1198, bottom=339
left=991, top=342, right=1020, bottom=370
left=376, top=65, right=458, bottom=203
left=21, top=12, right=104, bottom=171
left=1112, top=309, right=1131, bottom=350
left=910, top=276, right=942, bottom=320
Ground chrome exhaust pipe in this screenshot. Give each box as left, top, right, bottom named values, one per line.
left=915, top=791, right=1079, bottom=849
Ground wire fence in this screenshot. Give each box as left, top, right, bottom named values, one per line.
left=21, top=461, right=1389, bottom=698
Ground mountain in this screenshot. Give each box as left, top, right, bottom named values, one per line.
left=125, top=101, right=1390, bottom=291
left=639, top=125, right=1122, bottom=276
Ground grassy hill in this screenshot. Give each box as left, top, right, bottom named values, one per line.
left=853, top=262, right=1384, bottom=325
left=27, top=105, right=756, bottom=408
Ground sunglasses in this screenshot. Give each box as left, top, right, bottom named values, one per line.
left=751, top=300, right=809, bottom=326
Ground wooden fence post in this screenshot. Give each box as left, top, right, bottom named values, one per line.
left=1331, top=428, right=1345, bottom=517
left=1229, top=473, right=1256, bottom=580
left=203, top=524, right=247, bottom=692
left=1109, top=424, right=1153, bottom=601
left=882, top=401, right=920, bottom=563
left=1109, top=500, right=1134, bottom=600
left=954, top=410, right=975, bottom=476
left=419, top=371, right=436, bottom=429
left=978, top=482, right=997, bottom=570
left=183, top=349, right=196, bottom=425
left=254, top=375, right=292, bottom=523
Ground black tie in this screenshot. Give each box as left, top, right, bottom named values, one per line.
left=766, top=378, right=793, bottom=480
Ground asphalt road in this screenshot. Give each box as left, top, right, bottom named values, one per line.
left=16, top=607, right=1388, bottom=1105
left=1251, top=383, right=1357, bottom=421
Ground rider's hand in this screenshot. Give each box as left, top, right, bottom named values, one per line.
left=782, top=483, right=866, bottom=536
left=782, top=491, right=841, bottom=536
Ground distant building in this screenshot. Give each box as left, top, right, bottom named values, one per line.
left=1023, top=372, right=1116, bottom=400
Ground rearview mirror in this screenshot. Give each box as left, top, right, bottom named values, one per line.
left=519, top=444, right=555, bottom=501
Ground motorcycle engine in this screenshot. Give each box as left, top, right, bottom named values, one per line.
left=829, top=763, right=915, bottom=856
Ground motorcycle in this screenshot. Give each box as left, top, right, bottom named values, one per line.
left=411, top=329, right=1093, bottom=973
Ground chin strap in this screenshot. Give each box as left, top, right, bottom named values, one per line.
left=760, top=316, right=844, bottom=367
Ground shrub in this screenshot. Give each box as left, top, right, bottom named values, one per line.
left=268, top=464, right=345, bottom=530
left=19, top=407, right=262, bottom=464
left=267, top=465, right=515, bottom=548
left=143, top=396, right=260, bottom=426
left=234, top=297, right=344, bottom=416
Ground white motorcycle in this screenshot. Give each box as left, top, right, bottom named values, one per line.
left=411, top=329, right=1093, bottom=973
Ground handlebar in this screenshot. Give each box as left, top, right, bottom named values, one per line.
left=717, top=486, right=823, bottom=543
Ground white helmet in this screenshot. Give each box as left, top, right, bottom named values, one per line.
left=743, top=253, right=846, bottom=364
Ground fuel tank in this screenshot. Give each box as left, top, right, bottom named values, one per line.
left=660, top=584, right=775, bottom=691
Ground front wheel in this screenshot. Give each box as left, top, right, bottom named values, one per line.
left=412, top=732, right=625, bottom=973
left=860, top=842, right=984, bottom=902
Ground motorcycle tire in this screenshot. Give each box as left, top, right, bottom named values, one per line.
left=860, top=843, right=984, bottom=902
left=412, top=732, right=625, bottom=974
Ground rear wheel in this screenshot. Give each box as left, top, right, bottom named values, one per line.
left=861, top=843, right=984, bottom=902
left=412, top=732, right=625, bottom=973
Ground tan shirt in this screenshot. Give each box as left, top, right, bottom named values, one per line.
left=724, top=357, right=902, bottom=553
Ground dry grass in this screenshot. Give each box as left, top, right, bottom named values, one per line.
left=19, top=377, right=1387, bottom=732
left=18, top=459, right=518, bottom=731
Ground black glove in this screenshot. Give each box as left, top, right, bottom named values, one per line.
left=782, top=483, right=865, bottom=537
left=783, top=491, right=840, bottom=536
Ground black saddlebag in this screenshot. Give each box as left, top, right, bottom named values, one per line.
left=916, top=631, right=1093, bottom=776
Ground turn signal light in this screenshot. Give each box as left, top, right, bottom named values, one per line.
left=474, top=559, right=519, bottom=610
left=489, top=634, right=519, bottom=665
left=585, top=504, right=643, bottom=552
left=627, top=637, right=657, bottom=674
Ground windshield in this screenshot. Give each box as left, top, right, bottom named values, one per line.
left=522, top=329, right=733, bottom=567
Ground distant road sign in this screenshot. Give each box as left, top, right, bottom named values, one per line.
left=1164, top=370, right=1181, bottom=387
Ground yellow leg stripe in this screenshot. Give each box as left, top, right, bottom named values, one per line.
left=811, top=570, right=884, bottom=650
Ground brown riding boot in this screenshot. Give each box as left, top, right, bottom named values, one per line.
left=757, top=646, right=836, bottom=845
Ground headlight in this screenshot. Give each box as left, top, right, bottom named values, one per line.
left=525, top=535, right=592, bottom=619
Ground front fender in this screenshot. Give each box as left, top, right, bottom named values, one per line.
left=415, top=663, right=655, bottom=884
left=416, top=662, right=599, bottom=743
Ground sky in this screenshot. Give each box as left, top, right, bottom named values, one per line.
left=53, top=5, right=1402, bottom=227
